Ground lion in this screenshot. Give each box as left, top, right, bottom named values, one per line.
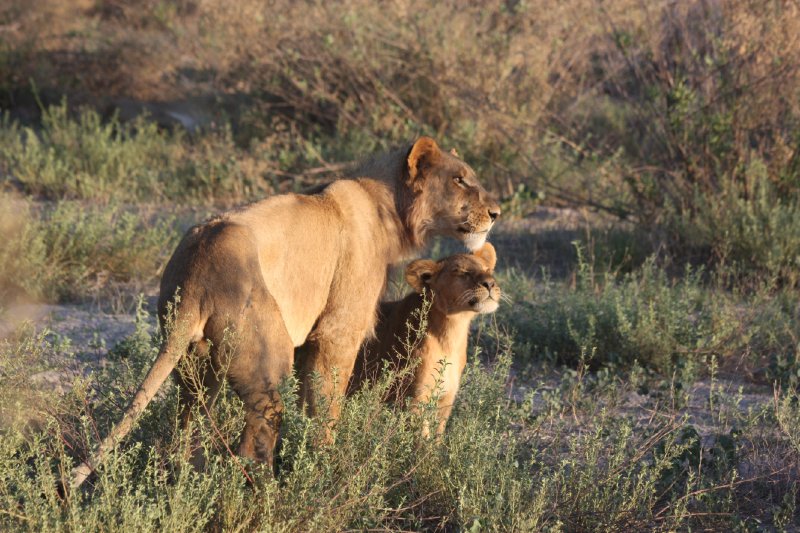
left=349, top=242, right=501, bottom=436
left=71, top=137, right=500, bottom=488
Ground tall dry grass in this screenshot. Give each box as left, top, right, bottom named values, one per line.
left=3, top=0, right=800, bottom=276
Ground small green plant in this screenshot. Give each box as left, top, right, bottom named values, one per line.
left=0, top=103, right=270, bottom=203
left=0, top=195, right=178, bottom=302
left=500, top=245, right=711, bottom=375
left=0, top=306, right=538, bottom=531
left=1, top=291, right=798, bottom=530
left=499, top=241, right=800, bottom=386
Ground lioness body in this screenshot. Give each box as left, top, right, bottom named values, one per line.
left=71, top=138, right=500, bottom=488
left=350, top=244, right=500, bottom=435
left=162, top=179, right=404, bottom=351
left=161, top=179, right=410, bottom=462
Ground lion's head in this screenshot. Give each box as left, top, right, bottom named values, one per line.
left=403, top=137, right=500, bottom=251
left=405, top=242, right=501, bottom=315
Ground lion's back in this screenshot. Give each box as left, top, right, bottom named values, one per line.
left=158, top=218, right=260, bottom=322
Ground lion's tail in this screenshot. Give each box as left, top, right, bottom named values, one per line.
left=70, top=307, right=202, bottom=490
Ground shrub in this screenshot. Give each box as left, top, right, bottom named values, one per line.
left=499, top=243, right=800, bottom=382
left=500, top=247, right=713, bottom=374
left=6, top=1, right=800, bottom=275
left=2, top=312, right=797, bottom=530
left=664, top=160, right=800, bottom=283
left=0, top=308, right=543, bottom=531
left=564, top=2, right=800, bottom=276
left=0, top=196, right=178, bottom=302
left=0, top=104, right=270, bottom=203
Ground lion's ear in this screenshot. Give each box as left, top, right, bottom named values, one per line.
left=473, top=242, right=497, bottom=271
left=406, top=136, right=442, bottom=188
left=449, top=148, right=459, bottom=158
left=405, top=259, right=440, bottom=293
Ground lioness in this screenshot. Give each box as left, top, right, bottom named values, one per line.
left=349, top=242, right=501, bottom=436
left=71, top=137, right=499, bottom=488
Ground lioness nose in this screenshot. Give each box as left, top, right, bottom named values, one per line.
left=488, top=207, right=500, bottom=222
left=481, top=280, right=496, bottom=290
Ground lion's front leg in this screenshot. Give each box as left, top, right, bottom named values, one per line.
left=411, top=358, right=466, bottom=438
left=297, top=332, right=364, bottom=440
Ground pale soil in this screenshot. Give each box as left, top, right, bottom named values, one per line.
left=509, top=367, right=775, bottom=445
left=1, top=300, right=155, bottom=395
left=3, top=297, right=773, bottom=450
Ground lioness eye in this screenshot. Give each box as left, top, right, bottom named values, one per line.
left=453, top=176, right=465, bottom=186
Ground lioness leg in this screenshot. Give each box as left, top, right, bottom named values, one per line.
left=297, top=334, right=363, bottom=438
left=174, top=341, right=219, bottom=427
left=223, top=291, right=294, bottom=468
left=433, top=391, right=458, bottom=437
left=412, top=360, right=465, bottom=437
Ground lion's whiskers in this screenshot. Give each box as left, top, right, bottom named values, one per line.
left=455, top=289, right=479, bottom=307
left=436, top=214, right=470, bottom=226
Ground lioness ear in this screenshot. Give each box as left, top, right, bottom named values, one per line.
left=473, top=242, right=497, bottom=271
left=405, top=259, right=440, bottom=293
left=406, top=136, right=442, bottom=188
left=449, top=148, right=459, bottom=158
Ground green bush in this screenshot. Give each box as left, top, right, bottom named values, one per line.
left=0, top=311, right=542, bottom=531
left=664, top=160, right=800, bottom=283
left=501, top=248, right=712, bottom=374
left=567, top=2, right=800, bottom=277
left=2, top=310, right=797, bottom=530
left=0, top=104, right=269, bottom=203
left=0, top=196, right=178, bottom=302
left=499, top=244, right=800, bottom=383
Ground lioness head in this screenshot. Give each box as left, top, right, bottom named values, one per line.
left=405, top=243, right=501, bottom=314
left=404, top=137, right=500, bottom=251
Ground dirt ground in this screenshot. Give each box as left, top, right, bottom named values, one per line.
left=0, top=281, right=774, bottom=448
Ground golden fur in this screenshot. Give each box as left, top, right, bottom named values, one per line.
left=71, top=137, right=500, bottom=488
left=350, top=243, right=501, bottom=436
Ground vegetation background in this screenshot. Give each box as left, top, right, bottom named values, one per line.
left=2, top=0, right=800, bottom=530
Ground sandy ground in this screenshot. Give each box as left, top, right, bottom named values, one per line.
left=1, top=300, right=154, bottom=395
left=1, top=302, right=142, bottom=348
left=1, top=293, right=774, bottom=447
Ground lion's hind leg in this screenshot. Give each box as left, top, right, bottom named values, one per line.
left=222, top=285, right=295, bottom=471
left=173, top=339, right=223, bottom=471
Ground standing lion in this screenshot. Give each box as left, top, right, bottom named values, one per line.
left=72, top=137, right=499, bottom=488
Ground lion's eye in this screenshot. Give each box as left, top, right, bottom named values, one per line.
left=453, top=176, right=466, bottom=187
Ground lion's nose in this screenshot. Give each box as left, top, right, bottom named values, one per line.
left=481, top=279, right=496, bottom=290
left=488, top=207, right=500, bottom=222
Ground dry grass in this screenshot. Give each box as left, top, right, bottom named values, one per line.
left=5, top=2, right=799, bottom=275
